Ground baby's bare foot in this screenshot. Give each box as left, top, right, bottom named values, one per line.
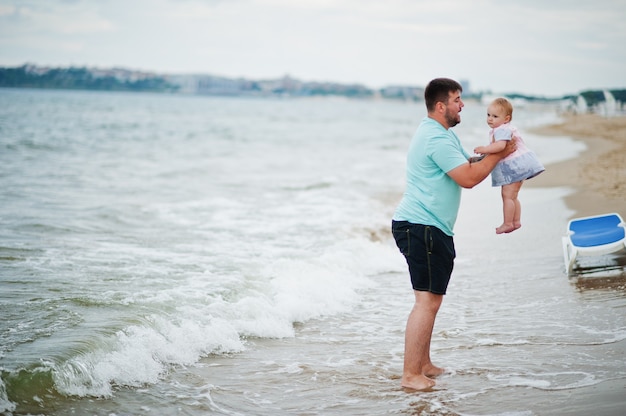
left=496, top=224, right=515, bottom=234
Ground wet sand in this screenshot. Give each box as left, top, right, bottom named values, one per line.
left=528, top=113, right=626, bottom=218
left=525, top=114, right=626, bottom=416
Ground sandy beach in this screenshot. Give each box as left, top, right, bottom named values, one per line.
left=528, top=113, right=626, bottom=219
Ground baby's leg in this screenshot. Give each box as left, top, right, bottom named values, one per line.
left=513, top=182, right=524, bottom=230
left=496, top=181, right=523, bottom=234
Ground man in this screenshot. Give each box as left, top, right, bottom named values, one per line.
left=391, top=78, right=516, bottom=391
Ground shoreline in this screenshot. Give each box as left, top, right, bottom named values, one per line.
left=527, top=113, right=626, bottom=219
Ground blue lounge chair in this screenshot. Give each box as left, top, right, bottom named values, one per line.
left=562, top=213, right=626, bottom=275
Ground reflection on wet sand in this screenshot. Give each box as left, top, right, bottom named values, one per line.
left=573, top=274, right=626, bottom=292
left=571, top=253, right=626, bottom=292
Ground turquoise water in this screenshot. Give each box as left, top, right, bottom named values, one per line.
left=1, top=88, right=624, bottom=415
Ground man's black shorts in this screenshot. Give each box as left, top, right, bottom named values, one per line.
left=391, top=220, right=456, bottom=295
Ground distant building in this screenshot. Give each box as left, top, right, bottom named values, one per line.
left=379, top=85, right=424, bottom=101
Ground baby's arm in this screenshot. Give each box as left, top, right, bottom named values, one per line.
left=474, top=140, right=507, bottom=155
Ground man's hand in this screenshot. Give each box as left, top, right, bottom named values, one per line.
left=448, top=138, right=517, bottom=188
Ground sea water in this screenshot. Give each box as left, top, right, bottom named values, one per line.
left=1, top=88, right=624, bottom=415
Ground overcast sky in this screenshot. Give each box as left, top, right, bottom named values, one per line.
left=1, top=0, right=625, bottom=96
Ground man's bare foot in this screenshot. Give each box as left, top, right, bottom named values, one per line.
left=401, top=374, right=436, bottom=391
left=496, top=223, right=515, bottom=234
left=423, top=363, right=445, bottom=378
left=514, top=222, right=521, bottom=230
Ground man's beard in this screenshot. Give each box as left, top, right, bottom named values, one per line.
left=445, top=109, right=460, bottom=128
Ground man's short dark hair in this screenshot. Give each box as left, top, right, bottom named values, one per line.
left=424, top=78, right=463, bottom=112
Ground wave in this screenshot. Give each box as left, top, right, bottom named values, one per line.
left=0, top=231, right=398, bottom=411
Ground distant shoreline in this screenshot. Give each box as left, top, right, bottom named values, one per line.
left=0, top=64, right=595, bottom=102
left=527, top=113, right=626, bottom=218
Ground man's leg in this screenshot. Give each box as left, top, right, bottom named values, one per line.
left=402, top=290, right=444, bottom=390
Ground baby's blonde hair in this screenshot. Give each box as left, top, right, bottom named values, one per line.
left=491, top=97, right=513, bottom=121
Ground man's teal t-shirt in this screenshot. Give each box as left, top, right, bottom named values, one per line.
left=393, top=117, right=470, bottom=236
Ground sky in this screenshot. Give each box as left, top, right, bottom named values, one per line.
left=1, top=0, right=625, bottom=97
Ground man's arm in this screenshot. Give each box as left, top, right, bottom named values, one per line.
left=448, top=139, right=516, bottom=189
